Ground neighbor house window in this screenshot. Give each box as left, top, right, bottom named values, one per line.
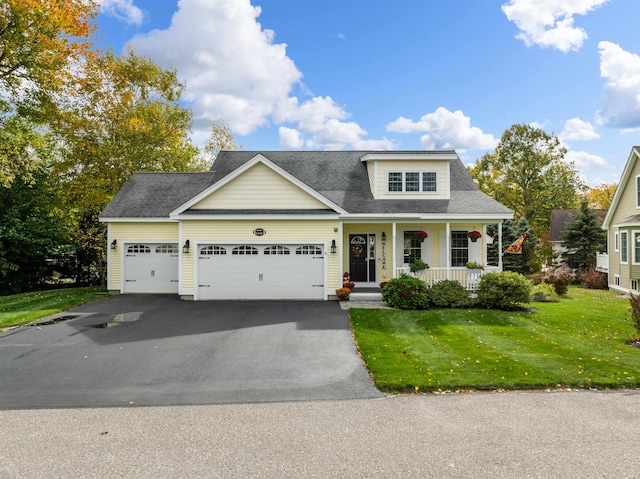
left=620, top=231, right=628, bottom=263
left=637, top=176, right=640, bottom=207
left=403, top=231, right=422, bottom=264
left=615, top=232, right=619, bottom=252
left=388, top=172, right=438, bottom=193
left=451, top=231, right=469, bottom=267
left=632, top=280, right=638, bottom=291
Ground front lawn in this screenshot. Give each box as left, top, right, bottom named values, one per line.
left=350, top=287, right=640, bottom=392
left=0, top=287, right=107, bottom=328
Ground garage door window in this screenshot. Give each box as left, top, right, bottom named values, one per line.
left=233, top=245, right=258, bottom=255
left=128, top=244, right=151, bottom=254
left=264, top=245, right=290, bottom=255
left=296, top=245, right=322, bottom=255
left=200, top=245, right=227, bottom=255
left=156, top=244, right=179, bottom=254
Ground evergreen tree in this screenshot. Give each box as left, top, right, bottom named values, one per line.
left=561, top=199, right=606, bottom=271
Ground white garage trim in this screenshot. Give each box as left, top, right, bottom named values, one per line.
left=194, top=241, right=328, bottom=300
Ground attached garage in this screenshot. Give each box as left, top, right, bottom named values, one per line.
left=197, top=243, right=325, bottom=300
left=123, top=243, right=179, bottom=293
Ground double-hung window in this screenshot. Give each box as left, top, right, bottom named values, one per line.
left=388, top=172, right=437, bottom=193
left=620, top=231, right=628, bottom=263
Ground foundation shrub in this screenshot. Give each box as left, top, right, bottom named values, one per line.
left=429, top=280, right=472, bottom=308
left=381, top=274, right=430, bottom=310
left=477, top=271, right=532, bottom=310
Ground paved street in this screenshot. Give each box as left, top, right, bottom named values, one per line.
left=1, top=390, right=639, bottom=478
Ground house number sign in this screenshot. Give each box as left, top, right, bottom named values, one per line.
left=253, top=228, right=266, bottom=236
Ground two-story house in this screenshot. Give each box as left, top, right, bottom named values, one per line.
left=100, top=150, right=513, bottom=300
left=600, top=146, right=640, bottom=292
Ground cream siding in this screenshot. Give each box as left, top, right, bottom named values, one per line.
left=375, top=160, right=450, bottom=200
left=180, top=219, right=339, bottom=293
left=611, top=154, right=640, bottom=225
left=366, top=161, right=376, bottom=196
left=191, top=162, right=328, bottom=210
left=108, top=222, right=179, bottom=291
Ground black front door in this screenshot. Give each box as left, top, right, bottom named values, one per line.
left=349, top=235, right=368, bottom=282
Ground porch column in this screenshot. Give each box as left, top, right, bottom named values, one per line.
left=392, top=222, right=397, bottom=278
left=498, top=222, right=503, bottom=271
left=446, top=222, right=451, bottom=280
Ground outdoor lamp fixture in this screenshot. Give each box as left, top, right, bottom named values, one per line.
left=331, top=239, right=337, bottom=254
left=183, top=240, right=190, bottom=254
left=381, top=232, right=386, bottom=241
left=110, top=239, right=117, bottom=250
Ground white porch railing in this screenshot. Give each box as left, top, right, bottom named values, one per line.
left=596, top=253, right=608, bottom=273
left=393, top=266, right=500, bottom=291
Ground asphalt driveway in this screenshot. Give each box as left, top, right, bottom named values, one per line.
left=0, top=296, right=382, bottom=408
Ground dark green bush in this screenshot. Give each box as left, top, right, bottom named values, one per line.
left=429, top=280, right=472, bottom=308
left=381, top=274, right=430, bottom=310
left=477, top=271, right=532, bottom=310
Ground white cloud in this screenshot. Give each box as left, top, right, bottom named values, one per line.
left=278, top=127, right=304, bottom=148
left=386, top=107, right=497, bottom=152
left=98, top=0, right=145, bottom=26
left=595, top=41, right=640, bottom=128
left=501, top=0, right=608, bottom=53
left=565, top=150, right=609, bottom=168
left=560, top=117, right=600, bottom=141
left=126, top=0, right=390, bottom=150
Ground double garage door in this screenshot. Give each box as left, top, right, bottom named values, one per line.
left=124, top=243, right=179, bottom=294
left=197, top=243, right=325, bottom=300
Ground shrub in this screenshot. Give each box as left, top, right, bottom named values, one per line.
left=531, top=283, right=560, bottom=302
left=630, top=293, right=640, bottom=336
left=477, top=271, right=532, bottom=310
left=544, top=265, right=576, bottom=296
left=381, top=274, right=430, bottom=310
left=429, top=280, right=472, bottom=308
left=579, top=268, right=608, bottom=290
left=409, top=259, right=429, bottom=272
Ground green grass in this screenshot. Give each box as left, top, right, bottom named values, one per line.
left=350, top=287, right=640, bottom=392
left=0, top=287, right=107, bottom=328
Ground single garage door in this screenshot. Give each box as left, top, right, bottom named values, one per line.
left=124, top=243, right=179, bottom=293
left=197, top=244, right=325, bottom=300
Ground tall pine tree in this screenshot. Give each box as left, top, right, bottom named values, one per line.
left=561, top=199, right=606, bottom=271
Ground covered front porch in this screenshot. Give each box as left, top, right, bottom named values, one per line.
left=340, top=220, right=506, bottom=291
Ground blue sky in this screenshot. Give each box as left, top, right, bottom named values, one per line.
left=95, top=0, right=640, bottom=187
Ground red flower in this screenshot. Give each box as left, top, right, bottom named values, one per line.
left=467, top=230, right=482, bottom=240
left=414, top=230, right=428, bottom=240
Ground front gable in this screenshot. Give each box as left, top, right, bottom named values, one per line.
left=171, top=154, right=345, bottom=217
left=603, top=147, right=640, bottom=228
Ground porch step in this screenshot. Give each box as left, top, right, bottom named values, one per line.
left=349, top=292, right=382, bottom=301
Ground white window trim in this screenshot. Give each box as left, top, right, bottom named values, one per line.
left=633, top=230, right=640, bottom=265
left=620, top=230, right=628, bottom=264
left=387, top=171, right=438, bottom=193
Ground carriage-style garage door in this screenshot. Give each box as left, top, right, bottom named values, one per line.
left=124, top=243, right=179, bottom=293
left=197, top=244, right=325, bottom=300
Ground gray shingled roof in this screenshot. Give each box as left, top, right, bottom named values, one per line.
left=100, top=172, right=216, bottom=218
left=100, top=151, right=512, bottom=218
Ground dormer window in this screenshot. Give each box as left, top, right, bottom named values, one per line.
left=388, top=171, right=437, bottom=193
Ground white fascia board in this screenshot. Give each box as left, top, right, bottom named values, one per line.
left=170, top=154, right=347, bottom=216
left=360, top=152, right=458, bottom=162
left=99, top=217, right=176, bottom=223
left=342, top=213, right=513, bottom=221
left=602, top=147, right=639, bottom=228
left=173, top=214, right=340, bottom=221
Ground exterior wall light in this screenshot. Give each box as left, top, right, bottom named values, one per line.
left=381, top=232, right=386, bottom=241
left=331, top=239, right=337, bottom=254
left=111, top=239, right=117, bottom=250
left=183, top=240, right=190, bottom=254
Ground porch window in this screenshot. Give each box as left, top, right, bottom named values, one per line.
left=451, top=231, right=469, bottom=267
left=403, top=231, right=422, bottom=264
left=620, top=231, right=628, bottom=263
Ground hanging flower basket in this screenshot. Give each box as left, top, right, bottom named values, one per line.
left=414, top=230, right=428, bottom=242
left=467, top=230, right=482, bottom=242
